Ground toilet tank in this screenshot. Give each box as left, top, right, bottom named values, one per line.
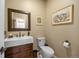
left=37, top=37, right=46, bottom=47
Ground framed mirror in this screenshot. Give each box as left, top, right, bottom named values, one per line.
left=8, top=8, right=31, bottom=31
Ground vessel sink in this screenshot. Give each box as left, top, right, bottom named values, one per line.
left=4, top=36, right=33, bottom=48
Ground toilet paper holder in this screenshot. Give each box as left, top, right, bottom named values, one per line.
left=63, top=40, right=71, bottom=48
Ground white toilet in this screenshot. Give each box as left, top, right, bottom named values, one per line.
left=37, top=37, right=55, bottom=58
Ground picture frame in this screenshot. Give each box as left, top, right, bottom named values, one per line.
left=36, top=16, right=43, bottom=26
left=52, top=5, right=73, bottom=25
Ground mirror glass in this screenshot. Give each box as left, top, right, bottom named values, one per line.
left=12, top=12, right=28, bottom=29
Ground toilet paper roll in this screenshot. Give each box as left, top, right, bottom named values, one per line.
left=63, top=42, right=70, bottom=48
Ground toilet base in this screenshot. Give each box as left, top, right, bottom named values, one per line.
left=37, top=52, right=43, bottom=58
left=37, top=51, right=56, bottom=58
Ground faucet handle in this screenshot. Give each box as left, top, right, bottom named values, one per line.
left=22, top=34, right=25, bottom=37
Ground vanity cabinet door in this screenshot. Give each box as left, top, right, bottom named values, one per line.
left=5, top=43, right=33, bottom=58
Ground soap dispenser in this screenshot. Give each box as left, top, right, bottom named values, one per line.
left=28, top=31, right=30, bottom=36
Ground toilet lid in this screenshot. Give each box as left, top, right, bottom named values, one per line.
left=40, top=46, right=54, bottom=54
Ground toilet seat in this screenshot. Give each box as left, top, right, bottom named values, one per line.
left=40, top=46, right=54, bottom=54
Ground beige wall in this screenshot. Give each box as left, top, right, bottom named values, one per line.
left=5, top=0, right=46, bottom=49
left=45, top=0, right=79, bottom=58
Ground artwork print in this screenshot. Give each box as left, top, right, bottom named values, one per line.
left=52, top=5, right=73, bottom=25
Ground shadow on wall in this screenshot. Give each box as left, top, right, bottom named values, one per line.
left=65, top=47, right=72, bottom=58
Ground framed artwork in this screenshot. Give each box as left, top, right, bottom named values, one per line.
left=36, top=16, right=43, bottom=25
left=52, top=5, right=73, bottom=25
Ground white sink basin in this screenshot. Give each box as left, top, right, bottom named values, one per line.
left=4, top=36, right=33, bottom=48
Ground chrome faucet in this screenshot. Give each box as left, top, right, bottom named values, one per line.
left=19, top=32, right=21, bottom=37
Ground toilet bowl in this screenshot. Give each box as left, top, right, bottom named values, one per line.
left=37, top=37, right=55, bottom=58
left=40, top=46, right=54, bottom=58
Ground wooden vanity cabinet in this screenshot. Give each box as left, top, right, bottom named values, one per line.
left=5, top=43, right=33, bottom=58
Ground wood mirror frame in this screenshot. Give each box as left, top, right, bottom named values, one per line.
left=8, top=8, right=31, bottom=31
